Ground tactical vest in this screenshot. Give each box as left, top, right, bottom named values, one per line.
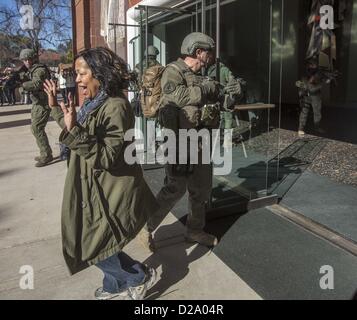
left=170, top=60, right=220, bottom=129
left=159, top=60, right=221, bottom=130
left=157, top=60, right=193, bottom=131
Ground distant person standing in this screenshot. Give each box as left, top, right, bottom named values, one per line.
left=135, top=45, right=161, bottom=75
left=0, top=71, right=5, bottom=106
left=3, top=69, right=17, bottom=105
left=19, top=48, right=53, bottom=167
left=296, top=62, right=324, bottom=137
left=64, top=69, right=76, bottom=105
left=57, top=68, right=67, bottom=104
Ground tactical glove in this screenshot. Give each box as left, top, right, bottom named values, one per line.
left=200, top=78, right=221, bottom=101
left=224, top=78, right=242, bottom=96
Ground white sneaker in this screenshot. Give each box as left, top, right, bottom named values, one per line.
left=185, top=230, right=218, bottom=247
left=95, top=266, right=158, bottom=300
left=298, top=130, right=305, bottom=137
left=128, top=267, right=158, bottom=300
left=94, top=287, right=130, bottom=300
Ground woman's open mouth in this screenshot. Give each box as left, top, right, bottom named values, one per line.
left=79, top=85, right=88, bottom=96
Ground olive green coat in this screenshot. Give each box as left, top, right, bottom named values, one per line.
left=51, top=95, right=159, bottom=275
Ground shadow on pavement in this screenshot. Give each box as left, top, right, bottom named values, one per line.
left=0, top=119, right=31, bottom=129
left=0, top=118, right=54, bottom=130
left=0, top=109, right=31, bottom=117
left=143, top=220, right=209, bottom=300
left=0, top=168, right=24, bottom=179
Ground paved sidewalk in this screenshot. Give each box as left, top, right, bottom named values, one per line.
left=0, top=104, right=260, bottom=300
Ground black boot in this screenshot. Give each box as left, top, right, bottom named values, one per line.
left=35, top=155, right=53, bottom=167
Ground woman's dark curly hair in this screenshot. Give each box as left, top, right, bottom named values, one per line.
left=75, top=47, right=130, bottom=97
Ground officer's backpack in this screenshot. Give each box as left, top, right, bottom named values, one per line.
left=140, top=62, right=186, bottom=119
left=140, top=65, right=165, bottom=118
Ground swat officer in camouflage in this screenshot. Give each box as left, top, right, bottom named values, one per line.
left=19, top=48, right=52, bottom=167
left=135, top=45, right=161, bottom=75
left=138, top=32, right=239, bottom=251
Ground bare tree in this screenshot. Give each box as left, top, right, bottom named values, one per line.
left=0, top=0, right=72, bottom=54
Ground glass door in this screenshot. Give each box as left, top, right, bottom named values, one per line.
left=128, top=0, right=286, bottom=212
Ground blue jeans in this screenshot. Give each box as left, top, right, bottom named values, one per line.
left=96, top=252, right=146, bottom=293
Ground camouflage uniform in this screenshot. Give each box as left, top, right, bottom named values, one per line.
left=207, top=62, right=235, bottom=129
left=135, top=56, right=161, bottom=75
left=135, top=45, right=161, bottom=75
left=138, top=33, right=222, bottom=250
left=147, top=57, right=216, bottom=234
left=20, top=49, right=52, bottom=163
left=296, top=78, right=322, bottom=132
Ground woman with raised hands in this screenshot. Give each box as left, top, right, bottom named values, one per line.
left=43, top=47, right=159, bottom=300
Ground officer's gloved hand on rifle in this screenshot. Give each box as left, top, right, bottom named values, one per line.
left=224, top=78, right=242, bottom=97
left=221, top=78, right=244, bottom=111
left=200, top=77, right=221, bottom=102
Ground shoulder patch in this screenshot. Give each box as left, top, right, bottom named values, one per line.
left=163, top=81, right=176, bottom=94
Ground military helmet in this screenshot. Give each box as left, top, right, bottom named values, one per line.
left=181, top=32, right=215, bottom=56
left=145, top=45, right=159, bottom=57
left=19, top=48, right=37, bottom=60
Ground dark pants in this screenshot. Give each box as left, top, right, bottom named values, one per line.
left=4, top=87, right=16, bottom=105
left=299, top=95, right=322, bottom=131
left=96, top=252, right=146, bottom=293
left=146, top=161, right=213, bottom=233
left=0, top=88, right=4, bottom=105
left=60, top=88, right=67, bottom=104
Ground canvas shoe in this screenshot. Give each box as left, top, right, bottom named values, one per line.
left=298, top=130, right=305, bottom=137
left=94, top=287, right=130, bottom=300
left=127, top=267, right=158, bottom=300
